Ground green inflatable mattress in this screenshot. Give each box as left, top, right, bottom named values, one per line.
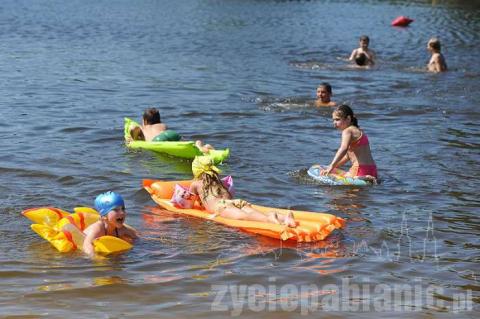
left=124, top=118, right=229, bottom=164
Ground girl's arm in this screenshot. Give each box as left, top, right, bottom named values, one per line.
left=188, top=182, right=199, bottom=196
left=322, top=129, right=353, bottom=175
left=83, top=224, right=102, bottom=258
left=337, top=153, right=350, bottom=168
left=189, top=182, right=204, bottom=207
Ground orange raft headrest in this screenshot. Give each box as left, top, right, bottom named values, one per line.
left=143, top=179, right=192, bottom=199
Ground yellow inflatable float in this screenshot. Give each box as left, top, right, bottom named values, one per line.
left=22, top=206, right=133, bottom=255
left=143, top=179, right=345, bottom=242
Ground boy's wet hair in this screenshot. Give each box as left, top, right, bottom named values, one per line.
left=143, top=107, right=161, bottom=125
left=355, top=53, right=367, bottom=66
left=428, top=37, right=441, bottom=51
left=319, top=82, right=332, bottom=94
left=359, top=35, right=370, bottom=43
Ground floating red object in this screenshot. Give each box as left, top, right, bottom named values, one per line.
left=391, top=16, right=414, bottom=27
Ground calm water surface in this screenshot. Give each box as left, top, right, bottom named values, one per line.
left=0, top=0, right=479, bottom=317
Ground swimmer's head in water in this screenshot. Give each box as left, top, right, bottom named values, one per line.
left=318, top=82, right=332, bottom=94
left=359, top=35, right=370, bottom=48
left=95, top=191, right=125, bottom=217
left=316, top=82, right=333, bottom=102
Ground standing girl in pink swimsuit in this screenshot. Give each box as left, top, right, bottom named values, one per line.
left=320, top=105, right=378, bottom=182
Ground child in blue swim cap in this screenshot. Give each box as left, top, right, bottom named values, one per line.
left=83, top=191, right=138, bottom=257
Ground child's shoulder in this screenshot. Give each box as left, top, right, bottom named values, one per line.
left=85, top=219, right=102, bottom=229
left=190, top=180, right=203, bottom=191
left=84, top=220, right=103, bottom=236
left=344, top=125, right=361, bottom=136
left=146, top=122, right=166, bottom=129
left=191, top=179, right=202, bottom=186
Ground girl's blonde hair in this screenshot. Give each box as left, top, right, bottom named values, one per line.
left=200, top=172, right=230, bottom=202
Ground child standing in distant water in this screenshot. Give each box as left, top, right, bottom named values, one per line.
left=83, top=192, right=138, bottom=257
left=320, top=105, right=377, bottom=182
left=349, top=35, right=375, bottom=66
left=426, top=37, right=447, bottom=73
left=189, top=156, right=297, bottom=227
left=315, top=82, right=337, bottom=107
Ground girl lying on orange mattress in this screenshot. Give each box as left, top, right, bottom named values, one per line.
left=188, top=156, right=296, bottom=227
left=319, top=104, right=378, bottom=183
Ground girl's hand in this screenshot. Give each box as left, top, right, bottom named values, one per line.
left=320, top=165, right=333, bottom=176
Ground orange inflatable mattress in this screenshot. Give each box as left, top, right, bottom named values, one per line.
left=143, top=179, right=345, bottom=242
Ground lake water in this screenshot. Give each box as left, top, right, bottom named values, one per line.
left=0, top=0, right=479, bottom=317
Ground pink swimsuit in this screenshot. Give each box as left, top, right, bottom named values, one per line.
left=348, top=132, right=378, bottom=178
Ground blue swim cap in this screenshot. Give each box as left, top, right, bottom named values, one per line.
left=94, top=191, right=125, bottom=216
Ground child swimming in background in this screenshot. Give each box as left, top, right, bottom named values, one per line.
left=349, top=35, right=375, bottom=66
left=426, top=37, right=447, bottom=73
left=130, top=107, right=179, bottom=142
left=319, top=105, right=377, bottom=182
left=315, top=82, right=337, bottom=107
left=129, top=107, right=213, bottom=153
left=189, top=156, right=297, bottom=227
left=83, top=192, right=138, bottom=257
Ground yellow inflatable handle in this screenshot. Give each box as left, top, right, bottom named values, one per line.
left=94, top=236, right=133, bottom=255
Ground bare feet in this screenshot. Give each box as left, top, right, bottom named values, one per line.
left=358, top=175, right=378, bottom=185
left=283, top=211, right=297, bottom=228
left=195, top=140, right=215, bottom=154
left=268, top=211, right=297, bottom=227
left=268, top=212, right=281, bottom=225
